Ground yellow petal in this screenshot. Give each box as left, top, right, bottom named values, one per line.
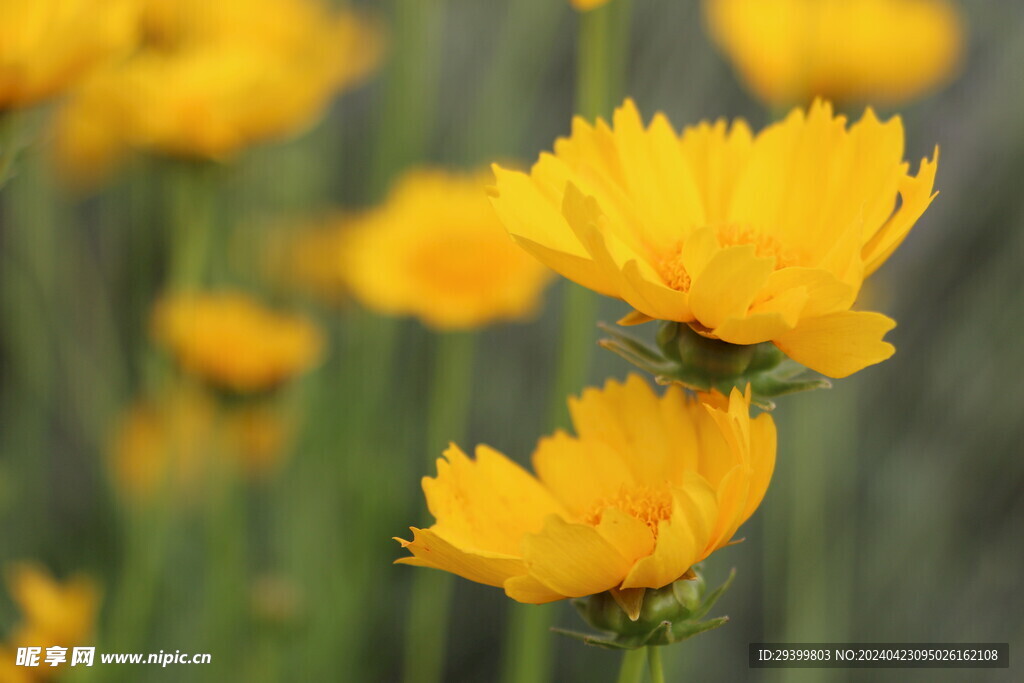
left=689, top=245, right=774, bottom=330
left=862, top=150, right=939, bottom=277
left=424, top=444, right=568, bottom=556
left=533, top=431, right=634, bottom=517
left=521, top=515, right=632, bottom=598
left=742, top=414, right=777, bottom=522
left=503, top=574, right=565, bottom=604
left=618, top=309, right=654, bottom=326
left=620, top=478, right=716, bottom=589
left=595, top=507, right=656, bottom=565
left=395, top=528, right=526, bottom=587
left=774, top=310, right=896, bottom=378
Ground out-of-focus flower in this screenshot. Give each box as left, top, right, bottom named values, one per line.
left=266, top=216, right=351, bottom=306
left=490, top=99, right=938, bottom=378
left=0, top=0, right=137, bottom=111
left=0, top=563, right=99, bottom=679
left=571, top=0, right=612, bottom=11
left=110, top=389, right=220, bottom=499
left=342, top=169, right=553, bottom=330
left=111, top=388, right=296, bottom=499
left=52, top=0, right=383, bottom=184
left=397, top=375, right=775, bottom=604
left=704, top=0, right=963, bottom=107
left=150, top=290, right=324, bottom=393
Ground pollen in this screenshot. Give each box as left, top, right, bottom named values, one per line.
left=657, top=242, right=692, bottom=292
left=717, top=224, right=804, bottom=268
left=585, top=484, right=673, bottom=536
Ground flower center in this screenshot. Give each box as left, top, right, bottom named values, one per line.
left=716, top=224, right=803, bottom=268
left=657, top=243, right=692, bottom=292
left=657, top=225, right=805, bottom=292
left=584, top=484, right=673, bottom=536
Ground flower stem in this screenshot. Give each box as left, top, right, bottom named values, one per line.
left=576, top=0, right=633, bottom=121
left=647, top=646, right=666, bottom=683
left=616, top=648, right=647, bottom=683
left=501, top=3, right=632, bottom=682
left=402, top=331, right=478, bottom=683
left=167, top=161, right=216, bottom=292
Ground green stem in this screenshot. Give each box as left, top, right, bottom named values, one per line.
left=0, top=111, right=23, bottom=188
left=576, top=0, right=633, bottom=121
left=647, top=646, right=666, bottom=683
left=167, top=162, right=216, bottom=291
left=369, top=0, right=445, bottom=199
left=502, top=2, right=633, bottom=681
left=616, top=648, right=647, bottom=683
left=402, top=331, right=478, bottom=683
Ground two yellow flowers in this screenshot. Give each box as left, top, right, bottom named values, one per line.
left=397, top=95, right=938, bottom=615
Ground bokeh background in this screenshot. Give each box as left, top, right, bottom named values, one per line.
left=0, top=0, right=1021, bottom=681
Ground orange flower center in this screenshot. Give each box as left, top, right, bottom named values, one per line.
left=657, top=225, right=805, bottom=292
left=585, top=484, right=673, bottom=536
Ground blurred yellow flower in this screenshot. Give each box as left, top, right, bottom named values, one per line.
left=0, top=0, right=137, bottom=110
left=52, top=0, right=382, bottom=181
left=111, top=389, right=218, bottom=500
left=704, top=0, right=963, bottom=107
left=490, top=99, right=938, bottom=378
left=151, top=291, right=324, bottom=393
left=342, top=169, right=554, bottom=330
left=111, top=389, right=296, bottom=500
left=1, top=563, right=98, bottom=678
left=397, top=374, right=775, bottom=603
left=571, top=0, right=612, bottom=11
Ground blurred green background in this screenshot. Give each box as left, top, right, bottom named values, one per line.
left=1, top=0, right=1021, bottom=681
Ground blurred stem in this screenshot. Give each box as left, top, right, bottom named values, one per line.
left=616, top=648, right=646, bottom=683
left=167, top=161, right=216, bottom=291
left=576, top=0, right=632, bottom=121
left=647, top=646, right=665, bottom=683
left=503, top=2, right=633, bottom=681
left=0, top=111, right=23, bottom=188
left=105, top=495, right=175, bottom=664
left=369, top=0, right=445, bottom=199
left=402, top=331, right=477, bottom=683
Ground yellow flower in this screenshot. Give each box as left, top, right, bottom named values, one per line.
left=0, top=0, right=137, bottom=110
left=397, top=375, right=775, bottom=603
left=489, top=99, right=938, bottom=378
left=342, top=169, right=554, bottom=330
left=704, top=0, right=963, bottom=107
left=110, top=389, right=294, bottom=500
left=52, top=0, right=382, bottom=173
left=151, top=291, right=324, bottom=392
left=2, top=564, right=99, bottom=673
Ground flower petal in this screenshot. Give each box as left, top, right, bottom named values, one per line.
left=503, top=574, right=565, bottom=604
left=424, top=444, right=568, bottom=556
left=533, top=431, right=634, bottom=516
left=689, top=245, right=774, bottom=330
left=521, top=515, right=632, bottom=598
left=395, top=528, right=526, bottom=587
left=774, top=310, right=896, bottom=378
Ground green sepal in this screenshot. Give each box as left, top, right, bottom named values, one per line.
left=599, top=321, right=831, bottom=409
left=556, top=567, right=735, bottom=650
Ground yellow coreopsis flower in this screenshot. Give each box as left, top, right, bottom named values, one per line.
left=151, top=290, right=324, bottom=393
left=571, top=0, right=612, bottom=11
left=0, top=0, right=137, bottom=110
left=704, top=0, right=963, bottom=107
left=342, top=169, right=554, bottom=330
left=490, top=99, right=938, bottom=378
left=1, top=564, right=99, bottom=678
left=52, top=0, right=382, bottom=178
left=397, top=375, right=775, bottom=604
